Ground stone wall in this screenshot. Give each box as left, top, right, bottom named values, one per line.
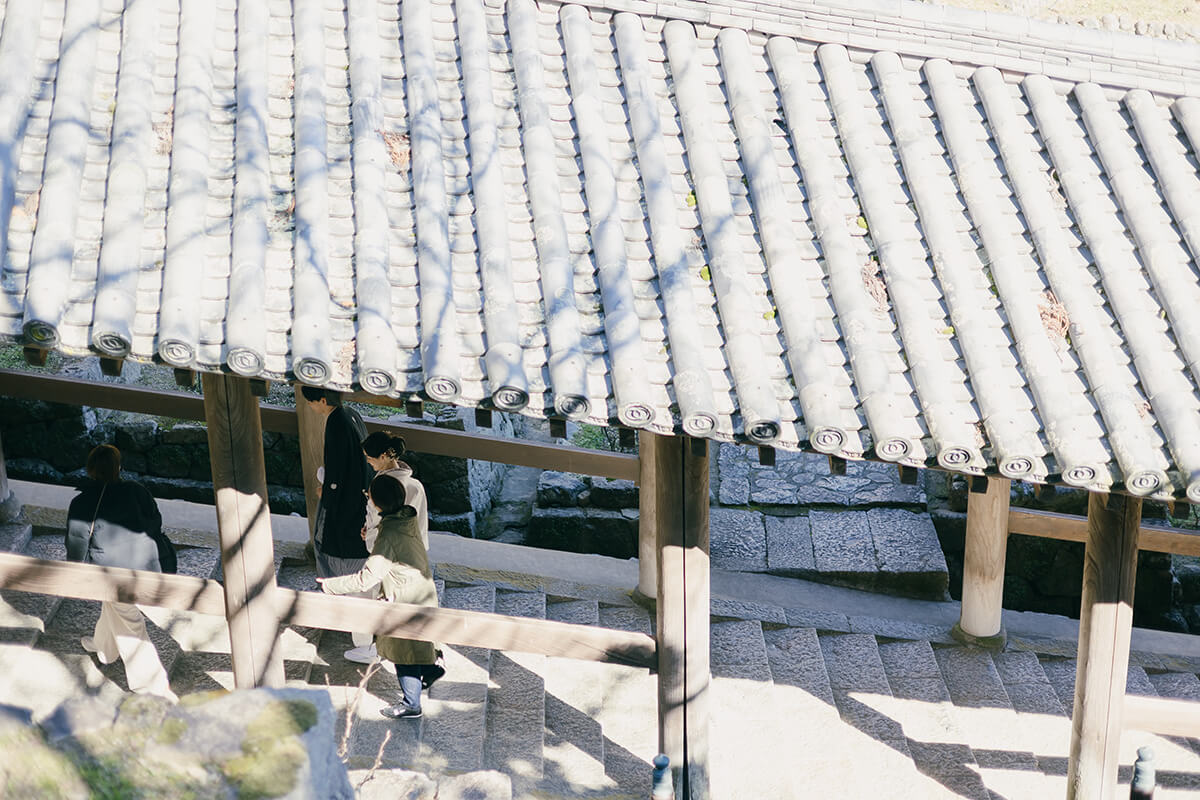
left=0, top=397, right=513, bottom=534
left=0, top=397, right=308, bottom=513
left=712, top=445, right=948, bottom=600
left=526, top=444, right=949, bottom=600
left=527, top=472, right=639, bottom=558
left=401, top=405, right=515, bottom=537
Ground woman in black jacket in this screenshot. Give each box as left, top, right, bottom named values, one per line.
left=66, top=444, right=177, bottom=701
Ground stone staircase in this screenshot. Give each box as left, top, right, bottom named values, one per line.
left=2, top=518, right=1200, bottom=798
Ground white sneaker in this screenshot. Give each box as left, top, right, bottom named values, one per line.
left=343, top=644, right=378, bottom=664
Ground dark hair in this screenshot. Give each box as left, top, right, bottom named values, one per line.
left=369, top=473, right=407, bottom=516
left=362, top=431, right=406, bottom=460
left=299, top=385, right=338, bottom=404
left=86, top=444, right=122, bottom=484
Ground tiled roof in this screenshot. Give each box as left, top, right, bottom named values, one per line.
left=2, top=0, right=1200, bottom=500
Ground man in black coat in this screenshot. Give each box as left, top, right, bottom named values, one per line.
left=300, top=386, right=376, bottom=662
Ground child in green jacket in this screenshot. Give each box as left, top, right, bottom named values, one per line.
left=318, top=473, right=443, bottom=719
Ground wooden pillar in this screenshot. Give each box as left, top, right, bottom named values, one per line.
left=655, top=433, right=710, bottom=799
left=637, top=430, right=657, bottom=600
left=1067, top=490, right=1141, bottom=800
left=953, top=476, right=1010, bottom=647
left=0, top=429, right=19, bottom=523
left=203, top=373, right=285, bottom=688
left=293, top=384, right=326, bottom=553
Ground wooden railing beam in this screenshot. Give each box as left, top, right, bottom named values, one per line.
left=1009, top=507, right=1200, bottom=557
left=279, top=588, right=656, bottom=667
left=0, top=552, right=227, bottom=613
left=0, top=552, right=657, bottom=668
left=1122, top=694, right=1200, bottom=738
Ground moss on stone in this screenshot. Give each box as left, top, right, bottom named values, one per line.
left=73, top=756, right=139, bottom=800
left=245, top=700, right=317, bottom=742
left=0, top=727, right=89, bottom=799
left=179, top=690, right=230, bottom=709
left=221, top=737, right=306, bottom=800
left=218, top=699, right=316, bottom=800
left=156, top=717, right=187, bottom=746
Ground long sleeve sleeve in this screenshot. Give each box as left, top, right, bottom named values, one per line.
left=320, top=554, right=390, bottom=596
left=65, top=514, right=90, bottom=562
left=135, top=483, right=163, bottom=539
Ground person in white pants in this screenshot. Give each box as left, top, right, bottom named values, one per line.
left=83, top=602, right=177, bottom=701
left=66, top=444, right=178, bottom=702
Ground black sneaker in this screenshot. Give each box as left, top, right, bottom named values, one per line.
left=380, top=702, right=422, bottom=720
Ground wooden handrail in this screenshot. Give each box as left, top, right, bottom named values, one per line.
left=0, top=369, right=639, bottom=480
left=0, top=551, right=656, bottom=669
left=277, top=588, right=655, bottom=668
left=1123, top=694, right=1200, bottom=738
left=1008, top=507, right=1200, bottom=557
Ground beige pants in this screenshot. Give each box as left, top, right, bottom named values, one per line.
left=316, top=553, right=374, bottom=648
left=91, top=601, right=177, bottom=701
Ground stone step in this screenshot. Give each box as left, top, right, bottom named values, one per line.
left=705, top=628, right=840, bottom=796
left=597, top=602, right=652, bottom=635
left=423, top=583, right=497, bottom=774
left=805, top=508, right=949, bottom=601
left=710, top=619, right=770, bottom=681
left=816, top=632, right=966, bottom=797
left=484, top=591, right=547, bottom=780
left=545, top=597, right=599, bottom=626
left=545, top=594, right=657, bottom=797
left=0, top=640, right=129, bottom=720
left=1038, top=656, right=1079, bottom=714
left=0, top=519, right=32, bottom=553
left=933, top=646, right=1044, bottom=799
left=711, top=627, right=846, bottom=798
left=1146, top=670, right=1200, bottom=702
left=1, top=529, right=63, bottom=643
left=274, top=554, right=326, bottom=687
left=437, top=585, right=497, bottom=704
left=994, top=651, right=1068, bottom=718
left=542, top=657, right=611, bottom=793
left=877, top=640, right=990, bottom=799
left=819, top=633, right=912, bottom=755
left=763, top=626, right=837, bottom=710
left=993, top=650, right=1070, bottom=782
left=709, top=617, right=806, bottom=795
left=311, top=625, right=424, bottom=771
left=1127, top=663, right=1158, bottom=697
left=1038, top=657, right=1168, bottom=716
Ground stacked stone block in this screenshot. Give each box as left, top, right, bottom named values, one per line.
left=526, top=473, right=639, bottom=559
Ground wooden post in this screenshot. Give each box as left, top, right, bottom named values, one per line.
left=656, top=433, right=710, bottom=799
left=293, top=383, right=326, bottom=553
left=0, top=429, right=19, bottom=523
left=637, top=430, right=657, bottom=600
left=1067, top=490, right=1141, bottom=800
left=203, top=373, right=285, bottom=688
left=952, top=476, right=1010, bottom=648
